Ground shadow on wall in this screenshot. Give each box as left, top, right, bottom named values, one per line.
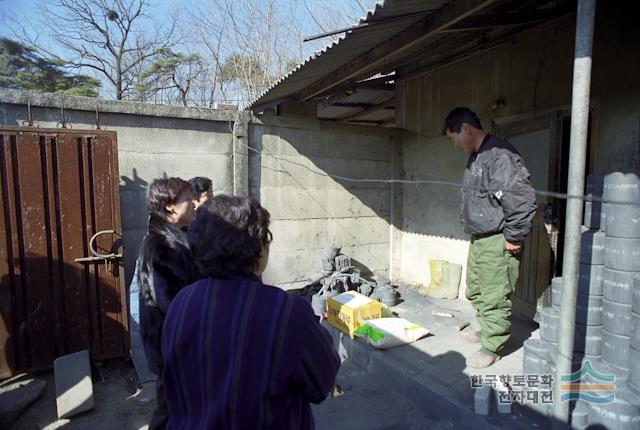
left=402, top=183, right=469, bottom=240
left=253, top=125, right=476, bottom=242
left=249, top=127, right=399, bottom=285
left=121, top=167, right=150, bottom=191
left=119, top=168, right=151, bottom=287
left=401, top=133, right=472, bottom=241
left=251, top=125, right=390, bottom=201
left=0, top=255, right=128, bottom=378
left=3, top=102, right=236, bottom=287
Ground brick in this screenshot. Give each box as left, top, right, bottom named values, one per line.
left=474, top=385, right=491, bottom=416
left=54, top=350, right=94, bottom=419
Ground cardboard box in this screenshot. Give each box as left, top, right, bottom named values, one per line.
left=327, top=291, right=382, bottom=338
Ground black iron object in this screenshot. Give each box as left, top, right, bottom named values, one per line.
left=16, top=101, right=39, bottom=127
left=93, top=103, right=105, bottom=130
left=56, top=104, right=72, bottom=129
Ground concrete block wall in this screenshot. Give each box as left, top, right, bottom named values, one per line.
left=115, top=118, right=234, bottom=283
left=0, top=89, right=237, bottom=285
left=0, top=90, right=403, bottom=293
left=395, top=4, right=640, bottom=295
left=398, top=131, right=470, bottom=288
left=249, top=116, right=400, bottom=290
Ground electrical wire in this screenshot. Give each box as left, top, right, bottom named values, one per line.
left=240, top=140, right=639, bottom=207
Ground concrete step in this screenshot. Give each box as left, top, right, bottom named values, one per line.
left=313, top=360, right=454, bottom=430
left=323, top=285, right=562, bottom=429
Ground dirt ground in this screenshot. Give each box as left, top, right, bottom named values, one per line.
left=9, top=360, right=154, bottom=430
left=9, top=357, right=448, bottom=430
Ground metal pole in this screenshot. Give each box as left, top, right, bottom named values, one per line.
left=554, top=0, right=596, bottom=424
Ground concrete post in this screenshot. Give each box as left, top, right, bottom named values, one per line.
left=233, top=111, right=250, bottom=196
left=553, top=0, right=596, bottom=424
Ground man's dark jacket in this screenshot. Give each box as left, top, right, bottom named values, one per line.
left=460, top=134, right=537, bottom=243
left=136, top=214, right=200, bottom=375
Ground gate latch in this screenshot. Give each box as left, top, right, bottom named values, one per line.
left=75, top=230, right=123, bottom=274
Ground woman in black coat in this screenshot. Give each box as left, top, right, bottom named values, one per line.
left=136, top=177, right=200, bottom=429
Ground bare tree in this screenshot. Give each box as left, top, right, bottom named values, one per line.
left=135, top=49, right=204, bottom=106
left=186, top=0, right=230, bottom=106
left=302, top=0, right=371, bottom=39
left=6, top=0, right=377, bottom=106
left=185, top=0, right=308, bottom=107
left=182, top=0, right=378, bottom=108
left=41, top=0, right=178, bottom=100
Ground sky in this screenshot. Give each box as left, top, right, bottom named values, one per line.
left=0, top=0, right=381, bottom=75
left=0, top=0, right=380, bottom=103
left=0, top=0, right=178, bottom=43
left=0, top=0, right=379, bottom=43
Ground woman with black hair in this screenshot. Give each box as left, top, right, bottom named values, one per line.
left=137, top=177, right=201, bottom=429
left=161, top=195, right=340, bottom=429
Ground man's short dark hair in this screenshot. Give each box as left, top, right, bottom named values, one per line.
left=188, top=176, right=213, bottom=196
left=443, top=107, right=483, bottom=134
left=188, top=195, right=272, bottom=278
left=146, top=177, right=193, bottom=218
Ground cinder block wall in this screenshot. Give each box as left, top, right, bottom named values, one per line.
left=0, top=90, right=237, bottom=285
left=116, top=117, right=234, bottom=283
left=249, top=116, right=401, bottom=290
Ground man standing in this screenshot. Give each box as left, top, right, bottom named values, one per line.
left=443, top=107, right=537, bottom=368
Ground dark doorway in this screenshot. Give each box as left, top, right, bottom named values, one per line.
left=554, top=115, right=593, bottom=277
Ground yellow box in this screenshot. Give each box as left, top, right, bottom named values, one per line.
left=327, top=291, right=382, bottom=338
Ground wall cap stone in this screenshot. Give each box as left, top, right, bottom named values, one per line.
left=0, top=88, right=246, bottom=123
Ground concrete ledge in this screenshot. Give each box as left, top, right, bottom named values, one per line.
left=252, top=113, right=403, bottom=137
left=0, top=88, right=243, bottom=123
left=329, top=327, right=553, bottom=429
left=326, top=326, right=486, bottom=428
left=324, top=319, right=553, bottom=429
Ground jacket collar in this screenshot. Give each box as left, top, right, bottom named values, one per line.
left=147, top=213, right=189, bottom=250
left=476, top=133, right=491, bottom=153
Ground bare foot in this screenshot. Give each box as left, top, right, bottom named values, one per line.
left=466, top=350, right=500, bottom=369
left=459, top=331, right=480, bottom=343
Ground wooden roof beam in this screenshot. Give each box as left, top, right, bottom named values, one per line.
left=324, top=80, right=395, bottom=97
left=442, top=2, right=577, bottom=33
left=298, top=0, right=497, bottom=102
left=327, top=102, right=378, bottom=109
left=337, top=96, right=396, bottom=121
left=343, top=118, right=395, bottom=127
left=350, top=75, right=395, bottom=86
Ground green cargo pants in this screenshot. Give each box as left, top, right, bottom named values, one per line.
left=466, top=232, right=520, bottom=356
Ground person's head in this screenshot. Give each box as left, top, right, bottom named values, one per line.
left=188, top=195, right=273, bottom=278
left=443, top=107, right=485, bottom=154
left=188, top=176, right=213, bottom=209
left=146, top=177, right=195, bottom=227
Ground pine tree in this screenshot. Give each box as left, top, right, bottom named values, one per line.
left=0, top=38, right=100, bottom=97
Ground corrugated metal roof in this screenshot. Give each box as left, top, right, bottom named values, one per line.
left=247, top=0, right=448, bottom=111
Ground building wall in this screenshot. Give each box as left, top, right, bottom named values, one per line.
left=0, top=90, right=400, bottom=293
left=395, top=4, right=640, bottom=291
left=0, top=90, right=237, bottom=285
left=249, top=116, right=400, bottom=290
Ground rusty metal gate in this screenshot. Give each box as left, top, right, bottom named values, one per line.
left=0, top=126, right=127, bottom=378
